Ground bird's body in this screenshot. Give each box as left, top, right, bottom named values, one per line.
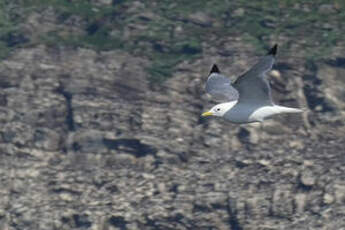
left=202, top=44, right=303, bottom=124
left=205, top=101, right=302, bottom=123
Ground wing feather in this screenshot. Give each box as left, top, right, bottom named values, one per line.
left=205, top=65, right=239, bottom=101
left=233, top=45, right=277, bottom=105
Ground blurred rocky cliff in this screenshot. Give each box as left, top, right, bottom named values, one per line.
left=0, top=1, right=345, bottom=229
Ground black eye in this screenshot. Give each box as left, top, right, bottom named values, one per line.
left=217, top=108, right=221, bottom=111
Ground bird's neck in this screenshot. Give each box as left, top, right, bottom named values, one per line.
left=222, top=101, right=238, bottom=111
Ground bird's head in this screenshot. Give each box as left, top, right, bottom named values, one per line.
left=201, top=102, right=236, bottom=118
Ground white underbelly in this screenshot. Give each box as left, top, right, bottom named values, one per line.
left=224, top=104, right=277, bottom=123
left=248, top=106, right=278, bottom=122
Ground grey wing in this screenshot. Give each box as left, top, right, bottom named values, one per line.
left=206, top=72, right=239, bottom=101
left=233, top=45, right=277, bottom=105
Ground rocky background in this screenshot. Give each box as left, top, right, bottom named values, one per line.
left=0, top=0, right=345, bottom=229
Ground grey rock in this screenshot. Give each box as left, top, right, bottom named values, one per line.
left=272, top=187, right=293, bottom=217
left=188, top=12, right=213, bottom=27
left=0, top=3, right=345, bottom=230
left=233, top=8, right=245, bottom=17
left=319, top=4, right=336, bottom=14
left=300, top=170, right=316, bottom=187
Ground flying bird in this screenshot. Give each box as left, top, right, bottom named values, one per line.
left=202, top=44, right=302, bottom=123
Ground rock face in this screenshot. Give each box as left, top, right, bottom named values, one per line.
left=0, top=3, right=345, bottom=230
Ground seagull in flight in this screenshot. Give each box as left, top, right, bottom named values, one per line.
left=201, top=44, right=302, bottom=123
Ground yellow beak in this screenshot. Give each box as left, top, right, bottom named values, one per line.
left=201, top=111, right=213, bottom=117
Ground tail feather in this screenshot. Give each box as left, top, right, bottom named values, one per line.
left=274, top=105, right=304, bottom=114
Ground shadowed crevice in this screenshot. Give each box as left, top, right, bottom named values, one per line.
left=73, top=214, right=92, bottom=228
left=55, top=84, right=75, bottom=131
left=103, top=138, right=157, bottom=158
left=302, top=75, right=334, bottom=113
left=109, top=216, right=127, bottom=230
left=226, top=196, right=243, bottom=230
left=325, top=57, right=345, bottom=68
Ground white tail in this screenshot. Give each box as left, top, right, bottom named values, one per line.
left=274, top=105, right=304, bottom=114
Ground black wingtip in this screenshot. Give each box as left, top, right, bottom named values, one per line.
left=210, top=64, right=220, bottom=74
left=267, top=44, right=278, bottom=56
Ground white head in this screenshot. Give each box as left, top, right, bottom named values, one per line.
left=201, top=101, right=236, bottom=118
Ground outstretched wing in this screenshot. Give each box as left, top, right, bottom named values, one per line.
left=205, top=64, right=239, bottom=101
left=233, top=44, right=277, bottom=105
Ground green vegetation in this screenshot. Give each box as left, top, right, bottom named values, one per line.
left=22, top=0, right=126, bottom=50
left=0, top=1, right=22, bottom=59
left=0, top=0, right=345, bottom=83
left=22, top=0, right=113, bottom=19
